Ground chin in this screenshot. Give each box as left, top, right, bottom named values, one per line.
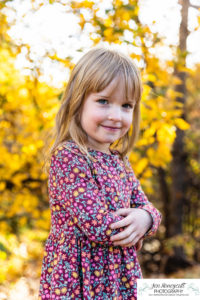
left=101, top=137, right=117, bottom=142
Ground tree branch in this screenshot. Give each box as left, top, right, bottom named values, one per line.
left=189, top=4, right=200, bottom=10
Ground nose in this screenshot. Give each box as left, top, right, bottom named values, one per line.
left=108, top=105, right=122, bottom=121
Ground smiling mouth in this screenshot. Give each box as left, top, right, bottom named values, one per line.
left=101, top=125, right=121, bottom=130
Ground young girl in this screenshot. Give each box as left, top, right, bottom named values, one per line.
left=39, top=48, right=162, bottom=300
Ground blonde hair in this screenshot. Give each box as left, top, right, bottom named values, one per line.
left=43, top=47, right=142, bottom=172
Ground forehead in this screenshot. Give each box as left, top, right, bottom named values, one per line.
left=95, top=76, right=134, bottom=101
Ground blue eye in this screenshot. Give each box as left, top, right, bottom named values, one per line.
left=123, top=103, right=133, bottom=109
left=97, top=99, right=108, bottom=104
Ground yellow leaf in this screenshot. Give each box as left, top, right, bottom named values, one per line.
left=143, top=123, right=157, bottom=138
left=122, top=11, right=130, bottom=21
left=12, top=174, right=27, bottom=187
left=174, top=118, right=190, bottom=130
left=171, top=76, right=182, bottom=85
left=18, top=88, right=29, bottom=98
left=104, top=18, right=112, bottom=27
left=79, top=13, right=85, bottom=30
left=0, top=182, right=6, bottom=191
left=143, top=74, right=157, bottom=82
left=71, top=0, right=94, bottom=9
left=0, top=251, right=7, bottom=260
left=136, top=158, right=148, bottom=174
left=166, top=89, right=183, bottom=99
left=104, top=28, right=113, bottom=38
left=143, top=168, right=152, bottom=178
left=157, top=124, right=176, bottom=143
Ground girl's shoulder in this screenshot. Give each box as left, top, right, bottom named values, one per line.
left=59, top=140, right=85, bottom=156
left=49, top=140, right=93, bottom=176
left=51, top=140, right=103, bottom=172
left=52, top=140, right=87, bottom=161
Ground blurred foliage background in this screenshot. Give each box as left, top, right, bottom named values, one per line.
left=0, top=0, right=200, bottom=299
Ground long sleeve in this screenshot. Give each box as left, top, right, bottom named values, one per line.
left=130, top=172, right=162, bottom=238
left=50, top=147, right=124, bottom=245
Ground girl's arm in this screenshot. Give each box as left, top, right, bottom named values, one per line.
left=51, top=147, right=124, bottom=245
left=130, top=174, right=162, bottom=237
left=108, top=177, right=162, bottom=247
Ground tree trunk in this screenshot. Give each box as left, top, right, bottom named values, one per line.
left=169, top=0, right=189, bottom=238
left=158, top=167, right=170, bottom=239
left=164, top=0, right=193, bottom=273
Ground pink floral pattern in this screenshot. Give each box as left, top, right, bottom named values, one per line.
left=39, top=140, right=162, bottom=299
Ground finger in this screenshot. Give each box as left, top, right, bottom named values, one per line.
left=135, top=239, right=143, bottom=251
left=126, top=236, right=140, bottom=248
left=113, top=232, right=138, bottom=246
left=122, top=242, right=134, bottom=248
left=110, top=223, right=136, bottom=242
left=110, top=227, right=132, bottom=242
left=110, top=215, right=133, bottom=230
left=115, top=208, right=133, bottom=216
left=121, top=239, right=139, bottom=248
left=121, top=237, right=143, bottom=249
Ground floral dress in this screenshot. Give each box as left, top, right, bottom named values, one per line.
left=39, top=140, right=162, bottom=300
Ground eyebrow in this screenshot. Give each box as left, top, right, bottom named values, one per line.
left=97, top=95, right=135, bottom=103
left=97, top=95, right=110, bottom=98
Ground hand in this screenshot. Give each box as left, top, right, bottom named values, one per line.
left=110, top=208, right=152, bottom=247
left=135, top=238, right=143, bottom=251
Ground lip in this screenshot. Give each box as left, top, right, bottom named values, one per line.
left=101, top=125, right=121, bottom=131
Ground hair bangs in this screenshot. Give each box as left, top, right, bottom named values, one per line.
left=84, top=52, right=124, bottom=95
left=121, top=59, right=142, bottom=105
left=83, top=51, right=141, bottom=105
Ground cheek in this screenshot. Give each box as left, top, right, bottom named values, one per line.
left=81, top=106, right=104, bottom=128
left=93, top=112, right=105, bottom=124
left=124, top=113, right=133, bottom=128
left=88, top=108, right=105, bottom=124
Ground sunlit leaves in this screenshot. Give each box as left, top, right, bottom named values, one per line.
left=0, top=26, right=61, bottom=242
left=174, top=118, right=190, bottom=130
